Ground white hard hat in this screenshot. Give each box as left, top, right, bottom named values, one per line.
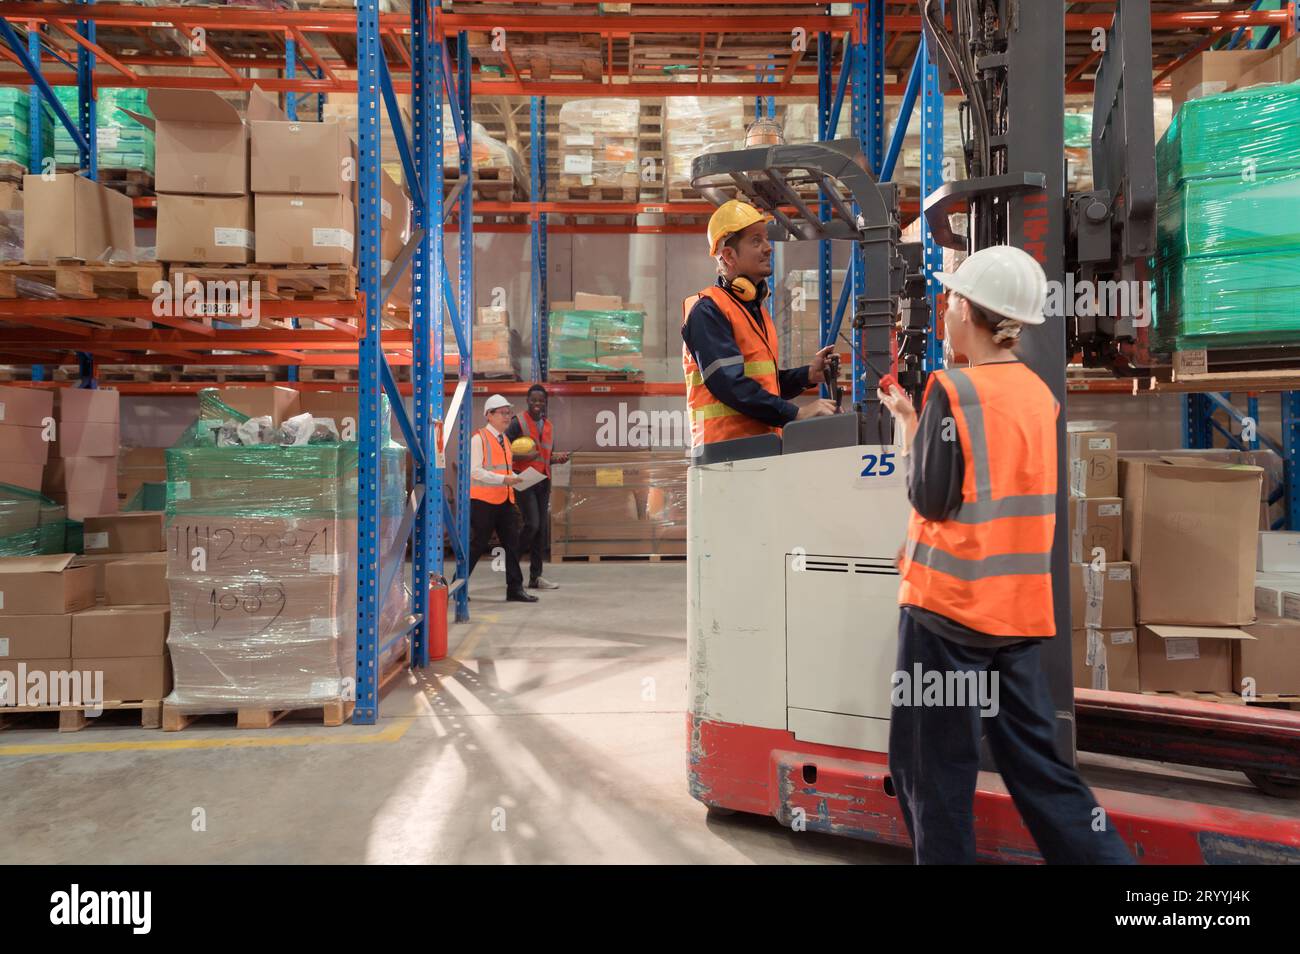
left=483, top=394, right=512, bottom=414
left=933, top=245, right=1048, bottom=325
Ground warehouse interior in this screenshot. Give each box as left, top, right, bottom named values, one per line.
left=1, top=0, right=1300, bottom=869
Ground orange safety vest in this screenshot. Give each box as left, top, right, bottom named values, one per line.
left=897, top=363, right=1059, bottom=638
left=681, top=285, right=781, bottom=448
left=515, top=413, right=553, bottom=477
left=470, top=427, right=516, bottom=505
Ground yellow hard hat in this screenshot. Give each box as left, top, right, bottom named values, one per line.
left=707, top=199, right=773, bottom=256
left=510, top=436, right=537, bottom=456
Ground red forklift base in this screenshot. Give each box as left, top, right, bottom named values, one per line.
left=688, top=715, right=1300, bottom=864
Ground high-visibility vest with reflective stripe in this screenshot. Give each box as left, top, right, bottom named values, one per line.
left=517, top=413, right=553, bottom=477
left=470, top=427, right=516, bottom=505
left=681, top=286, right=781, bottom=448
left=897, top=363, right=1059, bottom=638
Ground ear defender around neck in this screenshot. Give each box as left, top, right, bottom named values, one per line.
left=728, top=276, right=758, bottom=302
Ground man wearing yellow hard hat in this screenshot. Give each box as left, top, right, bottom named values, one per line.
left=681, top=199, right=836, bottom=450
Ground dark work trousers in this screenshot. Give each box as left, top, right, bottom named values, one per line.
left=888, top=609, right=1135, bottom=865
left=466, top=497, right=525, bottom=592
left=516, top=479, right=551, bottom=583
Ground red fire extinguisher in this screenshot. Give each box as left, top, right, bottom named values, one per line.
left=428, top=573, right=449, bottom=661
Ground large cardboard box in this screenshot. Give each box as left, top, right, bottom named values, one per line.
left=1121, top=458, right=1262, bottom=625
left=1279, top=36, right=1300, bottom=84
left=156, top=194, right=254, bottom=264
left=0, top=423, right=50, bottom=468
left=1253, top=573, right=1300, bottom=617
left=1258, top=531, right=1300, bottom=573
left=83, top=512, right=166, bottom=555
left=380, top=169, right=411, bottom=264
left=574, top=292, right=624, bottom=311
left=1238, top=616, right=1300, bottom=697
left=72, top=606, right=169, bottom=657
left=105, top=554, right=168, bottom=606
left=0, top=555, right=96, bottom=616
left=1071, top=627, right=1139, bottom=693
left=75, top=656, right=172, bottom=702
left=1236, top=54, right=1282, bottom=91
left=202, top=386, right=300, bottom=427
left=55, top=487, right=119, bottom=522
left=55, top=388, right=118, bottom=424
left=1068, top=496, right=1123, bottom=564
left=1068, top=562, right=1135, bottom=630
left=119, top=447, right=168, bottom=503
left=51, top=421, right=119, bottom=459
left=1167, top=49, right=1274, bottom=107
left=0, top=658, right=74, bottom=705
left=165, top=516, right=352, bottom=580
left=1068, top=429, right=1118, bottom=497
left=0, top=460, right=45, bottom=493
left=1137, top=624, right=1253, bottom=693
left=0, top=386, right=53, bottom=427
left=42, top=457, right=117, bottom=497
left=0, top=614, right=72, bottom=659
left=124, top=89, right=248, bottom=196
left=249, top=86, right=354, bottom=196
left=74, top=552, right=128, bottom=600
left=254, top=194, right=355, bottom=265
left=22, top=174, right=135, bottom=262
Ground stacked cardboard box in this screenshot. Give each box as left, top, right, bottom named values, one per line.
left=43, top=388, right=120, bottom=520
left=1066, top=424, right=1136, bottom=692
left=22, top=173, right=135, bottom=262
left=0, top=385, right=52, bottom=493
left=442, top=308, right=524, bottom=378
left=1120, top=455, right=1264, bottom=694
left=556, top=99, right=640, bottom=193
left=127, top=89, right=254, bottom=265
left=0, top=555, right=96, bottom=705
left=1245, top=532, right=1300, bottom=697
left=118, top=447, right=168, bottom=508
left=1165, top=39, right=1300, bottom=108
left=551, top=451, right=687, bottom=558
left=76, top=511, right=167, bottom=603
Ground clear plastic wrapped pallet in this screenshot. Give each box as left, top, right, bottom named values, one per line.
left=664, top=97, right=746, bottom=192
left=557, top=98, right=640, bottom=191
left=163, top=389, right=410, bottom=712
left=0, top=483, right=69, bottom=557
left=53, top=87, right=155, bottom=174
left=551, top=451, right=688, bottom=555
left=548, top=308, right=645, bottom=372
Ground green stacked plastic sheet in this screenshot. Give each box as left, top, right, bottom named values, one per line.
left=548, top=308, right=645, bottom=371
left=1063, top=112, right=1092, bottom=149
left=0, top=87, right=52, bottom=170
left=52, top=86, right=155, bottom=174
left=0, top=483, right=70, bottom=557
left=1153, top=81, right=1300, bottom=352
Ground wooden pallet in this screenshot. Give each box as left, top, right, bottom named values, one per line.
left=444, top=166, right=525, bottom=201
left=174, top=368, right=277, bottom=383
left=299, top=367, right=358, bottom=383
left=0, top=160, right=25, bottom=184
left=0, top=260, right=163, bottom=299
left=556, top=186, right=640, bottom=203
left=548, top=369, right=644, bottom=383
left=1141, top=689, right=1300, bottom=709
left=161, top=697, right=354, bottom=731
left=165, top=264, right=357, bottom=301
left=0, top=699, right=163, bottom=733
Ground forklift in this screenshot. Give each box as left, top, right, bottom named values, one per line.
left=684, top=0, right=1300, bottom=862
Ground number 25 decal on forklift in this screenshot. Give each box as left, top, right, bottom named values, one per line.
left=860, top=452, right=897, bottom=478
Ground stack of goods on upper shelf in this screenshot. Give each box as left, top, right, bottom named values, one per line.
left=550, top=450, right=687, bottom=560
left=548, top=292, right=645, bottom=376
left=22, top=171, right=134, bottom=263
left=440, top=113, right=531, bottom=200
left=54, top=87, right=155, bottom=184
left=664, top=97, right=746, bottom=199
left=443, top=305, right=524, bottom=378
left=162, top=386, right=410, bottom=716
left=556, top=99, right=640, bottom=198
left=1153, top=76, right=1300, bottom=355
left=0, top=87, right=51, bottom=179
left=1165, top=40, right=1300, bottom=109
left=777, top=269, right=847, bottom=368
left=1068, top=422, right=1300, bottom=700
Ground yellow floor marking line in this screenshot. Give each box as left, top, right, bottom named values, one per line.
left=0, top=714, right=415, bottom=758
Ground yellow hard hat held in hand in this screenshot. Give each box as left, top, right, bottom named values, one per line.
left=707, top=199, right=774, bottom=256
left=510, top=436, right=538, bottom=459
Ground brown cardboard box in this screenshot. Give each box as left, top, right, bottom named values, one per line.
left=0, top=555, right=96, bottom=616
left=204, top=386, right=300, bottom=427
left=574, top=292, right=624, bottom=311
left=124, top=89, right=248, bottom=196
left=1279, top=36, right=1300, bottom=83
left=55, top=487, right=119, bottom=522
left=1068, top=430, right=1118, bottom=497
left=72, top=606, right=169, bottom=656
left=1236, top=54, right=1282, bottom=91
left=0, top=423, right=50, bottom=468
left=0, top=386, right=53, bottom=427
left=1068, top=496, right=1123, bottom=564
left=380, top=168, right=411, bottom=262
left=1071, top=627, right=1140, bottom=693
left=75, top=655, right=172, bottom=701
left=250, top=86, right=353, bottom=196
left=55, top=388, right=118, bottom=424
left=73, top=552, right=128, bottom=600
left=83, top=512, right=166, bottom=555
left=1167, top=49, right=1274, bottom=107
left=0, top=459, right=44, bottom=492
left=0, top=614, right=72, bottom=659
left=1069, top=561, right=1135, bottom=630
left=165, top=516, right=352, bottom=580
left=1238, top=615, right=1300, bottom=697
left=1137, top=624, right=1253, bottom=693
left=105, top=554, right=168, bottom=606
left=0, top=658, right=73, bottom=705
left=156, top=194, right=255, bottom=264
left=43, top=457, right=117, bottom=496
left=22, top=174, right=135, bottom=261
left=52, top=421, right=119, bottom=458
left=0, top=181, right=20, bottom=211
left=254, top=194, right=355, bottom=265
left=119, top=447, right=168, bottom=502
left=1121, top=458, right=1261, bottom=625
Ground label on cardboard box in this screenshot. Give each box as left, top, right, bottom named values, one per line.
left=214, top=227, right=253, bottom=249
left=566, top=133, right=596, bottom=147
left=1099, top=503, right=1121, bottom=517
left=1165, top=638, right=1200, bottom=661
left=312, top=228, right=354, bottom=252
left=565, top=154, right=594, bottom=175
left=0, top=637, right=7, bottom=657
left=0, top=403, right=5, bottom=422
left=1112, top=629, right=1135, bottom=645
left=98, top=127, right=119, bottom=149
left=84, top=532, right=109, bottom=550
left=1070, top=458, right=1086, bottom=496
left=381, top=198, right=393, bottom=220
left=1108, top=566, right=1131, bottom=581
left=1088, top=437, right=1112, bottom=451
left=595, top=468, right=624, bottom=487
left=309, top=553, right=342, bottom=574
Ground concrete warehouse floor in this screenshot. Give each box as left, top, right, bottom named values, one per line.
left=1, top=563, right=1297, bottom=864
